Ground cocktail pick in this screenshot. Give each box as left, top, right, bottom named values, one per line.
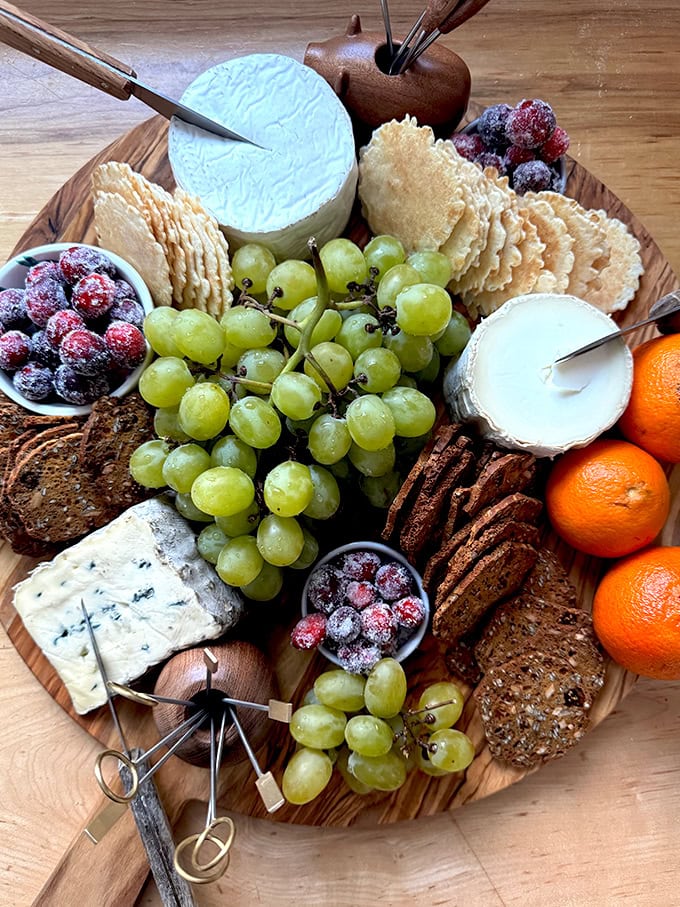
left=227, top=706, right=285, bottom=813
left=391, top=0, right=461, bottom=73
left=399, top=0, right=493, bottom=72
left=108, top=682, right=196, bottom=710
left=388, top=9, right=426, bottom=73
left=379, top=0, right=394, bottom=58
left=221, top=696, right=293, bottom=723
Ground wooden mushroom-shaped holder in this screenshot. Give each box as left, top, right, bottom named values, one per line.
left=153, top=641, right=278, bottom=768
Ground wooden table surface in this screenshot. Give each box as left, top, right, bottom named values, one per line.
left=1, top=2, right=679, bottom=905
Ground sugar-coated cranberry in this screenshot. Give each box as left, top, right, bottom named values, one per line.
left=0, top=288, right=28, bottom=329
left=540, top=125, right=570, bottom=163
left=475, top=152, right=506, bottom=175
left=336, top=640, right=382, bottom=675
left=477, top=103, right=513, bottom=147
left=375, top=562, right=413, bottom=601
left=505, top=99, right=557, bottom=149
left=58, top=246, right=116, bottom=283
left=513, top=160, right=554, bottom=195
left=0, top=320, right=4, bottom=336
left=451, top=132, right=486, bottom=161
left=0, top=330, right=32, bottom=370
left=72, top=273, right=116, bottom=320
left=504, top=144, right=536, bottom=169
left=307, top=565, right=347, bottom=614
left=13, top=362, right=54, bottom=401
left=360, top=603, right=398, bottom=647
left=45, top=309, right=86, bottom=349
left=60, top=328, right=110, bottom=376
left=326, top=606, right=361, bottom=644
left=342, top=550, right=381, bottom=581
left=30, top=330, right=61, bottom=368
left=290, top=613, right=327, bottom=650
left=550, top=167, right=565, bottom=192
left=104, top=321, right=146, bottom=369
left=109, top=296, right=145, bottom=330
left=54, top=364, right=108, bottom=405
left=345, top=580, right=378, bottom=610
left=113, top=279, right=137, bottom=303
left=392, top=595, right=426, bottom=630
left=25, top=260, right=65, bottom=287
left=25, top=279, right=69, bottom=327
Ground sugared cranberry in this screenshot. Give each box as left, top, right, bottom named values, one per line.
left=13, top=363, right=54, bottom=401
left=113, top=279, right=137, bottom=303
left=477, top=103, right=513, bottom=147
left=360, top=603, right=398, bottom=647
left=307, top=566, right=347, bottom=614
left=451, top=132, right=486, bottom=162
left=104, top=321, right=146, bottom=369
left=392, top=595, right=426, bottom=630
left=45, top=309, right=85, bottom=349
left=30, top=330, right=61, bottom=368
left=345, top=580, right=378, bottom=610
left=72, top=273, right=116, bottom=320
left=375, top=562, right=413, bottom=601
left=0, top=288, right=28, bottom=329
left=475, top=152, right=506, bottom=175
left=336, top=640, right=382, bottom=675
left=290, top=613, right=327, bottom=650
left=60, top=328, right=110, bottom=376
left=342, top=550, right=381, bottom=581
left=326, top=606, right=361, bottom=645
left=58, top=246, right=116, bottom=283
left=505, top=99, right=557, bottom=149
left=25, top=279, right=68, bottom=327
left=513, top=159, right=554, bottom=195
left=110, top=296, right=145, bottom=330
left=540, top=125, right=570, bottom=163
left=0, top=330, right=32, bottom=370
left=25, top=260, right=64, bottom=287
left=54, top=364, right=108, bottom=405
left=504, top=144, right=536, bottom=169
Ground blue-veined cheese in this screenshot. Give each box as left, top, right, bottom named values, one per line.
left=13, top=497, right=243, bottom=714
left=168, top=54, right=358, bottom=260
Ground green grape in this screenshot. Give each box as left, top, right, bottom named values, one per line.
left=229, top=397, right=281, bottom=449
left=196, top=524, right=229, bottom=564
left=303, top=688, right=321, bottom=706
left=428, top=729, right=475, bottom=772
left=178, top=383, right=230, bottom=441
left=435, top=311, right=472, bottom=357
left=256, top=514, right=304, bottom=566
left=190, top=466, right=255, bottom=517
left=319, top=238, right=368, bottom=295
left=143, top=307, right=182, bottom=357
left=345, top=715, right=394, bottom=757
left=161, top=443, right=211, bottom=493
left=216, top=499, right=261, bottom=536
left=349, top=442, right=396, bottom=477
left=407, top=250, right=452, bottom=287
left=395, top=283, right=452, bottom=336
left=174, top=492, right=214, bottom=522
left=384, top=330, right=433, bottom=372
left=240, top=561, right=283, bottom=600
left=417, top=682, right=464, bottom=731
left=414, top=347, right=441, bottom=384
left=353, top=347, right=401, bottom=393
left=290, top=704, right=347, bottom=749
left=376, top=263, right=420, bottom=310
left=303, top=465, right=340, bottom=520
left=314, top=670, right=366, bottom=712
left=210, top=435, right=258, bottom=477
left=129, top=440, right=169, bottom=488
left=172, top=309, right=225, bottom=364
left=364, top=658, right=407, bottom=718
left=285, top=414, right=317, bottom=436
left=216, top=535, right=264, bottom=586
left=416, top=747, right=449, bottom=777
left=153, top=407, right=190, bottom=442
left=290, top=528, right=319, bottom=570
left=139, top=357, right=194, bottom=408
left=347, top=750, right=407, bottom=791
left=282, top=748, right=333, bottom=805
left=266, top=260, right=317, bottom=311
left=382, top=386, right=436, bottom=438
left=284, top=298, right=342, bottom=348
left=396, top=374, right=418, bottom=389
left=329, top=458, right=350, bottom=480
left=335, top=313, right=382, bottom=360
left=271, top=372, right=322, bottom=421
left=220, top=306, right=276, bottom=348
left=263, top=461, right=314, bottom=517
left=363, top=234, right=406, bottom=282
left=345, top=395, right=395, bottom=451
left=360, top=469, right=401, bottom=508
left=231, top=243, right=276, bottom=294
left=236, top=347, right=286, bottom=393
left=336, top=746, right=373, bottom=794
left=308, top=414, right=352, bottom=465
left=304, top=341, right=354, bottom=392
left=212, top=369, right=246, bottom=401
left=221, top=339, right=247, bottom=369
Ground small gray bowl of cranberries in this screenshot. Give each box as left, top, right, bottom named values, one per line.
left=294, top=541, right=430, bottom=674
left=0, top=242, right=153, bottom=416
left=453, top=98, right=568, bottom=195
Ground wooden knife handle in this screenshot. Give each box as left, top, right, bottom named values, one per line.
left=0, top=1, right=134, bottom=100
left=440, top=0, right=493, bottom=34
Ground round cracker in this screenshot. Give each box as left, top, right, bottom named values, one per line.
left=523, top=196, right=575, bottom=293
left=582, top=211, right=644, bottom=313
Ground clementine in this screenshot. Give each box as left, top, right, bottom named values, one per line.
left=618, top=333, right=680, bottom=463
left=545, top=439, right=670, bottom=558
left=592, top=546, right=680, bottom=680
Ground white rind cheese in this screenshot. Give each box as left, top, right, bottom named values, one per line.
left=13, top=497, right=243, bottom=714
left=168, top=54, right=358, bottom=260
left=444, top=293, right=634, bottom=458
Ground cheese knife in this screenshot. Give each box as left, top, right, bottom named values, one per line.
left=0, top=1, right=261, bottom=146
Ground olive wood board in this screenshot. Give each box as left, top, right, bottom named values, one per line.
left=0, top=114, right=678, bottom=835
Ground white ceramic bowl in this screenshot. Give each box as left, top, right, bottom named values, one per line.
left=0, top=242, right=154, bottom=417
left=301, top=540, right=430, bottom=667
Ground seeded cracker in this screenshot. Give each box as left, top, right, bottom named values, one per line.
left=582, top=211, right=644, bottom=313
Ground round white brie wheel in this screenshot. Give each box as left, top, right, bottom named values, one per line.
left=168, top=54, right=358, bottom=261
left=443, top=293, right=634, bottom=458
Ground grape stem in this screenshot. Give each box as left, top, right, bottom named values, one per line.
left=280, top=238, right=329, bottom=376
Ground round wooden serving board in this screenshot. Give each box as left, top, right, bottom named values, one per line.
left=0, top=115, right=678, bottom=831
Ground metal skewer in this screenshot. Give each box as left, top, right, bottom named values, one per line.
left=227, top=707, right=285, bottom=813
left=221, top=696, right=293, bottom=723
left=379, top=0, right=394, bottom=58
left=388, top=10, right=426, bottom=73
left=399, top=0, right=493, bottom=72
left=107, top=681, right=196, bottom=710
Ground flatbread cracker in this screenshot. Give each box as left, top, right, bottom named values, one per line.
left=523, top=197, right=574, bottom=293
left=582, top=211, right=644, bottom=313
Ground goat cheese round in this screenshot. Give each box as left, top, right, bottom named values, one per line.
left=168, top=54, right=358, bottom=260
left=443, top=293, right=634, bottom=458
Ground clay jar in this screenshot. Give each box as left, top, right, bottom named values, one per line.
left=153, top=640, right=278, bottom=767
left=304, top=15, right=471, bottom=137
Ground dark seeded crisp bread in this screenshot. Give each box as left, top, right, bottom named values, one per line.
left=444, top=637, right=483, bottom=686
left=463, top=453, right=537, bottom=518
left=520, top=548, right=578, bottom=608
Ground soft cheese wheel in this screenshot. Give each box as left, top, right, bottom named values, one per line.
left=444, top=293, right=633, bottom=458
left=168, top=54, right=358, bottom=261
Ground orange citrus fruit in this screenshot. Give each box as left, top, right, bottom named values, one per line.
left=545, top=439, right=670, bottom=558
left=592, top=546, right=680, bottom=680
left=618, top=333, right=680, bottom=463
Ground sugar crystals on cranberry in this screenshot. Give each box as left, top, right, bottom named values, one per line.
left=327, top=606, right=361, bottom=645
left=60, top=328, right=110, bottom=376
left=375, top=562, right=413, bottom=601
left=345, top=580, right=378, bottom=610
left=307, top=565, right=347, bottom=614
left=342, top=550, right=381, bottom=581
left=291, top=613, right=327, bottom=650
left=0, top=330, right=32, bottom=370
left=58, top=246, right=117, bottom=283
left=54, top=364, right=109, bottom=405
left=104, top=321, right=147, bottom=369
left=24, top=279, right=69, bottom=327
left=0, top=288, right=28, bottom=330
left=13, top=362, right=54, bottom=401
left=360, top=603, right=398, bottom=647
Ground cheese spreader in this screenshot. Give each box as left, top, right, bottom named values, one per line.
left=0, top=1, right=261, bottom=146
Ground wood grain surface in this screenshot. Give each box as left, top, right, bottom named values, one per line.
left=1, top=2, right=680, bottom=905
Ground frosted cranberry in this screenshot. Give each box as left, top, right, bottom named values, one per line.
left=392, top=595, right=426, bottom=630
left=0, top=288, right=28, bottom=329
left=45, top=309, right=85, bottom=349
left=337, top=640, right=382, bottom=675
left=13, top=363, right=54, bottom=401
left=60, top=329, right=110, bottom=376
left=291, top=613, right=327, bottom=650
left=110, top=297, right=145, bottom=330
left=0, top=330, right=32, bottom=370
left=72, top=273, right=116, bottom=320
left=475, top=152, right=506, bottom=175
left=25, top=279, right=68, bottom=327
left=25, top=260, right=64, bottom=287
left=540, top=125, right=570, bottom=163
left=513, top=160, right=553, bottom=195
left=54, top=364, right=108, bottom=405
left=58, top=246, right=116, bottom=283
left=451, top=132, right=486, bottom=161
left=342, top=550, right=381, bottom=581
left=375, top=562, right=413, bottom=601
left=345, top=580, right=378, bottom=610
left=504, top=144, right=536, bottom=169
left=326, top=606, right=361, bottom=644
left=113, top=279, right=136, bottom=302
left=477, top=103, right=513, bottom=147
left=307, top=566, right=347, bottom=614
left=505, top=99, right=557, bottom=149
left=31, top=330, right=61, bottom=368
left=104, top=321, right=146, bottom=369
left=360, top=603, right=398, bottom=647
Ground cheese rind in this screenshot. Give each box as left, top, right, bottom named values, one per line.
left=13, top=497, right=243, bottom=714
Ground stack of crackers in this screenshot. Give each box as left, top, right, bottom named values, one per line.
left=92, top=162, right=234, bottom=317
left=0, top=394, right=153, bottom=557
left=358, top=116, right=644, bottom=319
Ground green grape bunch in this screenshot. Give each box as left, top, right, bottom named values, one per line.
left=130, top=235, right=472, bottom=601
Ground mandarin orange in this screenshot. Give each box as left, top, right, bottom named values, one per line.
left=592, top=546, right=680, bottom=680
left=545, top=439, right=670, bottom=558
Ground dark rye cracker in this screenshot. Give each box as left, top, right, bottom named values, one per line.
left=463, top=452, right=537, bottom=518
left=444, top=637, right=483, bottom=687
left=520, top=547, right=578, bottom=608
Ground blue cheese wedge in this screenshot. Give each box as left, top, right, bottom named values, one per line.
left=13, top=497, right=243, bottom=714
